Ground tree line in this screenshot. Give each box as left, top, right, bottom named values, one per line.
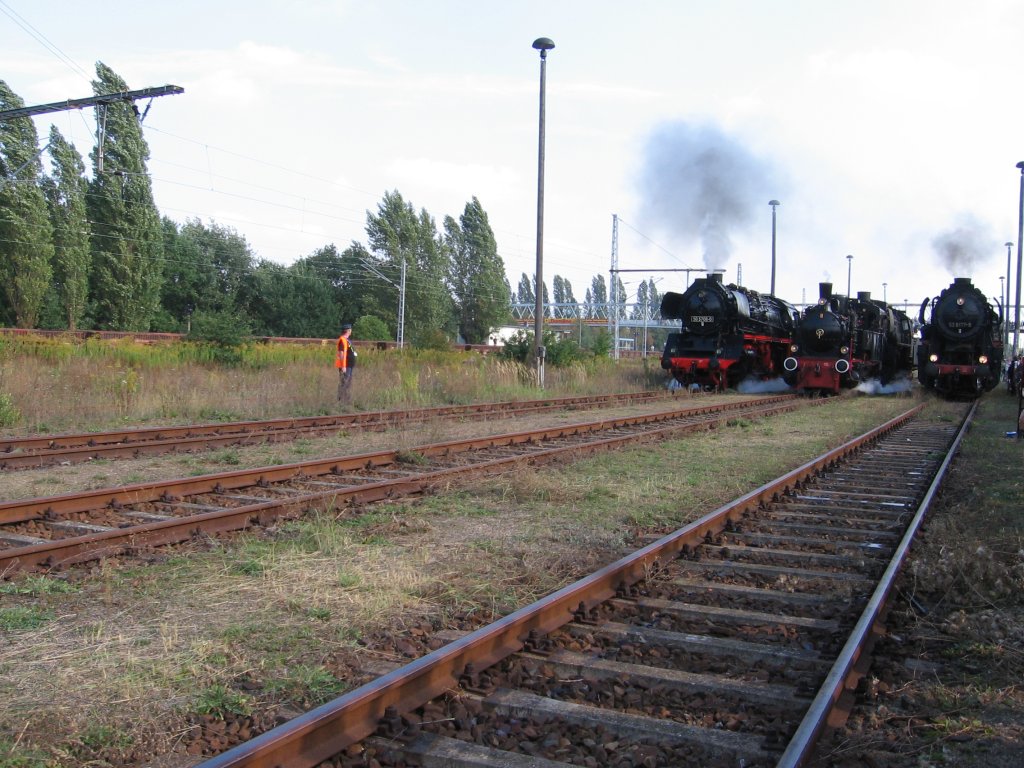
left=1, top=63, right=663, bottom=347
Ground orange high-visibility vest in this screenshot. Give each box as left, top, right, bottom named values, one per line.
left=335, top=335, right=350, bottom=371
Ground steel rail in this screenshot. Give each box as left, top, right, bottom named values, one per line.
left=776, top=399, right=976, bottom=767
left=196, top=404, right=924, bottom=768
left=0, top=391, right=677, bottom=469
left=0, top=396, right=800, bottom=575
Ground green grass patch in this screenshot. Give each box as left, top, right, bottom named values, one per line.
left=0, top=739, right=49, bottom=768
left=264, top=664, right=347, bottom=707
left=0, top=576, right=78, bottom=596
left=0, top=606, right=54, bottom=631
left=191, top=684, right=252, bottom=718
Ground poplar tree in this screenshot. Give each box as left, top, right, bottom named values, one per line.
left=41, top=126, right=90, bottom=330
left=0, top=81, right=54, bottom=328
left=87, top=62, right=164, bottom=330
left=552, top=275, right=576, bottom=319
left=516, top=273, right=534, bottom=305
left=443, top=197, right=510, bottom=343
left=365, top=190, right=454, bottom=343
left=588, top=274, right=608, bottom=319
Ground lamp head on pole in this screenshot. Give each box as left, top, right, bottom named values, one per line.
left=769, top=199, right=780, bottom=208
left=533, top=37, right=555, bottom=58
left=1017, top=161, right=1024, bottom=171
left=1007, top=242, right=1015, bottom=249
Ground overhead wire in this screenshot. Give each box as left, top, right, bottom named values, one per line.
left=0, top=0, right=92, bottom=85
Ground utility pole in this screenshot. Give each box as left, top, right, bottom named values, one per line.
left=0, top=85, right=184, bottom=174
left=0, top=85, right=184, bottom=122
left=610, top=214, right=619, bottom=359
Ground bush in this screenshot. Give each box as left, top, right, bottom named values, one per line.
left=498, top=330, right=586, bottom=367
left=186, top=310, right=252, bottom=347
left=0, top=392, right=20, bottom=427
left=353, top=315, right=391, bottom=342
left=588, top=329, right=613, bottom=357
left=412, top=327, right=451, bottom=351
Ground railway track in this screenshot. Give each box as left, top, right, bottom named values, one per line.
left=0, top=391, right=677, bottom=470
left=193, top=400, right=973, bottom=768
left=0, top=394, right=805, bottom=577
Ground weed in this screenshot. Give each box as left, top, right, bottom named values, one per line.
left=0, top=576, right=77, bottom=596
left=265, top=664, right=346, bottom=707
left=213, top=449, right=242, bottom=465
left=395, top=450, right=428, bottom=465
left=337, top=571, right=361, bottom=589
left=229, top=559, right=266, bottom=577
left=0, top=606, right=54, bottom=631
left=0, top=392, right=19, bottom=427
left=192, top=684, right=251, bottom=718
left=78, top=724, right=133, bottom=751
left=0, top=738, right=48, bottom=768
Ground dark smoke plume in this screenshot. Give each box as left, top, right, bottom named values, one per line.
left=931, top=214, right=997, bottom=276
left=636, top=122, right=777, bottom=271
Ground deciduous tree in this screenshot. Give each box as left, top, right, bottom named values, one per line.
left=444, top=197, right=510, bottom=343
left=41, top=126, right=90, bottom=331
left=87, top=62, right=164, bottom=330
left=365, top=190, right=454, bottom=343
left=0, top=81, right=54, bottom=328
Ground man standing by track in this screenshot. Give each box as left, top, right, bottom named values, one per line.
left=335, top=324, right=356, bottom=404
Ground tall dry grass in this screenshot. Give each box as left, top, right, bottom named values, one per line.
left=0, top=336, right=661, bottom=435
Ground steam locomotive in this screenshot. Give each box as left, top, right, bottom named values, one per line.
left=917, top=277, right=1003, bottom=398
left=660, top=273, right=799, bottom=391
left=783, top=282, right=915, bottom=395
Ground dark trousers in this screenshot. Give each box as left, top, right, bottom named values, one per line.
left=337, top=368, right=353, bottom=403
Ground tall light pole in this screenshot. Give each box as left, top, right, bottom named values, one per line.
left=1015, top=162, right=1024, bottom=359
left=883, top=282, right=888, bottom=304
left=532, top=36, right=555, bottom=387
left=1000, top=275, right=1006, bottom=327
left=769, top=200, right=780, bottom=295
left=846, top=254, right=853, bottom=298
left=1007, top=240, right=1016, bottom=354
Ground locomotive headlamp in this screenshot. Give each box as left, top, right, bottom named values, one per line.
left=817, top=298, right=826, bottom=306
left=957, top=297, right=965, bottom=306
left=789, top=344, right=798, bottom=353
left=979, top=355, right=989, bottom=364
left=929, top=354, right=938, bottom=363
left=840, top=346, right=849, bottom=355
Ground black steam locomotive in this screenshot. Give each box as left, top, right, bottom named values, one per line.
left=660, top=273, right=799, bottom=391
left=783, top=282, right=915, bottom=395
left=917, top=277, right=1003, bottom=398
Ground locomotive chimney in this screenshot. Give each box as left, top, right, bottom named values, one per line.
left=819, top=282, right=833, bottom=299
left=708, top=272, right=723, bottom=283
left=857, top=291, right=871, bottom=301
left=953, top=277, right=972, bottom=287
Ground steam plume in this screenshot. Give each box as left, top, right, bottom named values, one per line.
left=931, top=214, right=997, bottom=276
left=637, top=122, right=777, bottom=271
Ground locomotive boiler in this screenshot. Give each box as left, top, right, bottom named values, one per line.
left=660, top=273, right=798, bottom=391
left=784, top=283, right=915, bottom=395
left=917, top=277, right=1003, bottom=398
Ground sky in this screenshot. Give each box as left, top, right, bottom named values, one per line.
left=3, top=0, right=1024, bottom=320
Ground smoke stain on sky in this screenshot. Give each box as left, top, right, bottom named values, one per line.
left=931, top=214, right=998, bottom=279
left=636, top=121, right=781, bottom=274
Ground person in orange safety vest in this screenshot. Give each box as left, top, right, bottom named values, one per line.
left=335, top=324, right=356, bottom=403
